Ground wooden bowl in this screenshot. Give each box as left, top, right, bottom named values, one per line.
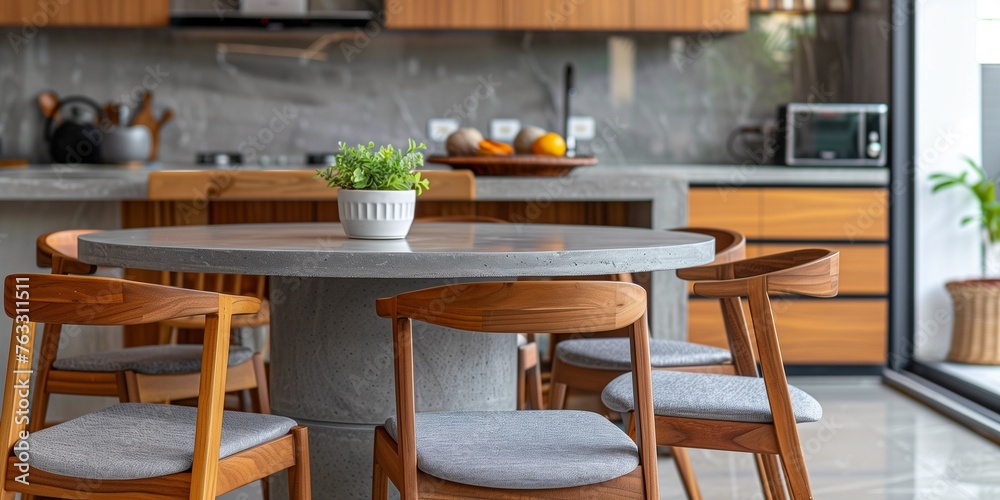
left=426, top=155, right=598, bottom=177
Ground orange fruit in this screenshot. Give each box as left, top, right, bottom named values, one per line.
left=531, top=132, right=567, bottom=156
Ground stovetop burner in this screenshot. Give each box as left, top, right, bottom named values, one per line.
left=306, top=153, right=337, bottom=166
left=196, top=152, right=243, bottom=166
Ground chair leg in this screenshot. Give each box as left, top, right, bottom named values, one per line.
left=516, top=357, right=527, bottom=410
left=627, top=415, right=701, bottom=500
left=288, top=427, right=311, bottom=500
left=777, top=445, right=812, bottom=499
left=756, top=454, right=787, bottom=500
left=548, top=382, right=568, bottom=410
left=526, top=355, right=544, bottom=410
left=671, top=447, right=702, bottom=500
left=372, top=461, right=390, bottom=500
left=27, top=388, right=51, bottom=432
left=251, top=352, right=272, bottom=414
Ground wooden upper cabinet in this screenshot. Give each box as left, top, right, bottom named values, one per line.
left=386, top=0, right=505, bottom=29
left=0, top=0, right=170, bottom=27
left=634, top=0, right=748, bottom=31
left=505, top=0, right=632, bottom=30
left=388, top=0, right=748, bottom=31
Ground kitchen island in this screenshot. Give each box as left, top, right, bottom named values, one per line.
left=0, top=163, right=891, bottom=410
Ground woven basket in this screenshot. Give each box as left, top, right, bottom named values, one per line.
left=947, top=280, right=1000, bottom=364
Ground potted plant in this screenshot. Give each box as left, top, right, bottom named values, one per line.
left=930, top=158, right=1000, bottom=364
left=315, top=139, right=430, bottom=239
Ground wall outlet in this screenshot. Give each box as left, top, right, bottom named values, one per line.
left=567, top=116, right=596, bottom=141
left=427, top=118, right=460, bottom=142
left=490, top=118, right=521, bottom=142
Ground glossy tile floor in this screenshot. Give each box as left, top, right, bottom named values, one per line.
left=223, top=376, right=1000, bottom=499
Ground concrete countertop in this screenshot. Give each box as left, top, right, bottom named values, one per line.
left=0, top=163, right=890, bottom=201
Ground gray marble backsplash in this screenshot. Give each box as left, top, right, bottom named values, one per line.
left=0, top=3, right=889, bottom=166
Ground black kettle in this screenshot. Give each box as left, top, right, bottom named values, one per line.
left=44, top=96, right=104, bottom=164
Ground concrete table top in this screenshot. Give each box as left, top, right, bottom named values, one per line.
left=78, top=222, right=716, bottom=278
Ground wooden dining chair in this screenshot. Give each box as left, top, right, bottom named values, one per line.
left=371, top=281, right=659, bottom=499
left=546, top=227, right=745, bottom=499
left=414, top=215, right=544, bottom=410
left=601, top=249, right=840, bottom=500
left=1, top=273, right=310, bottom=499
left=31, top=230, right=270, bottom=434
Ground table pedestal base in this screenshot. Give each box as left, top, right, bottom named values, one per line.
left=268, top=277, right=516, bottom=499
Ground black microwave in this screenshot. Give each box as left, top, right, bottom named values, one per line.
left=776, top=103, right=888, bottom=167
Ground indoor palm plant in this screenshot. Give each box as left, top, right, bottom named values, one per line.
left=316, top=139, right=430, bottom=239
left=930, top=157, right=1000, bottom=276
left=930, top=158, right=1000, bottom=364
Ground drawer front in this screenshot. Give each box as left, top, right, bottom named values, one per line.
left=752, top=243, right=888, bottom=295
left=689, top=187, right=761, bottom=239
left=760, top=188, right=888, bottom=240
left=388, top=0, right=505, bottom=28
left=634, top=0, right=748, bottom=31
left=688, top=298, right=887, bottom=364
left=507, top=0, right=633, bottom=29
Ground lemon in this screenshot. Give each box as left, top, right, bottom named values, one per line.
left=531, top=132, right=567, bottom=156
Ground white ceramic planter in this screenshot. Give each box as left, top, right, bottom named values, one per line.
left=337, top=189, right=416, bottom=239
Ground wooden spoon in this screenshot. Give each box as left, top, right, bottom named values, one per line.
left=37, top=90, right=59, bottom=119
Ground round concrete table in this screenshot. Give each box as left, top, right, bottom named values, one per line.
left=78, top=222, right=714, bottom=499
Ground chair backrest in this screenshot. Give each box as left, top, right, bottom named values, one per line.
left=36, top=229, right=102, bottom=276
left=148, top=169, right=475, bottom=201
left=672, top=227, right=754, bottom=373
left=376, top=281, right=659, bottom=496
left=675, top=227, right=746, bottom=265
left=38, top=229, right=268, bottom=300
left=0, top=273, right=260, bottom=497
left=686, top=249, right=839, bottom=471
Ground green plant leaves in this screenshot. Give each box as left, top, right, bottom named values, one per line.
left=314, top=139, right=430, bottom=195
left=929, top=158, right=1000, bottom=242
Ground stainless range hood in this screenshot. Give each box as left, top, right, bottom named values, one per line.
left=170, top=0, right=377, bottom=28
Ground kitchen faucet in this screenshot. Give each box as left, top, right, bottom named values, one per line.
left=564, top=63, right=577, bottom=157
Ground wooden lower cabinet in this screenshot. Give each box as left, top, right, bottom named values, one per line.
left=761, top=188, right=889, bottom=241
left=689, top=185, right=891, bottom=367
left=752, top=243, right=888, bottom=296
left=688, top=298, right=888, bottom=365
left=689, top=187, right=762, bottom=238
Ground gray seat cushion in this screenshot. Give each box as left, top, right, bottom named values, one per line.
left=26, top=403, right=296, bottom=480
left=385, top=410, right=637, bottom=489
left=52, top=345, right=256, bottom=375
left=556, top=338, right=732, bottom=370
left=601, top=371, right=822, bottom=424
